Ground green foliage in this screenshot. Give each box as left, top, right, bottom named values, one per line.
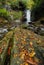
left=0, top=0, right=43, bottom=10
left=0, top=3, right=3, bottom=8
left=0, top=8, right=10, bottom=20
left=20, top=24, right=28, bottom=29
left=13, top=11, right=22, bottom=19
left=0, top=0, right=43, bottom=21
left=0, top=0, right=6, bottom=4
left=9, top=0, right=19, bottom=9
left=26, top=0, right=43, bottom=9
left=33, top=0, right=43, bottom=8
left=26, top=0, right=35, bottom=9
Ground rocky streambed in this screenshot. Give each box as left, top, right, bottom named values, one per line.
left=0, top=27, right=44, bottom=65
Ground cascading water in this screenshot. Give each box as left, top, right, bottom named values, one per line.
left=26, top=10, right=31, bottom=25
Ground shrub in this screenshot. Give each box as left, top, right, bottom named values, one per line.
left=13, top=11, right=22, bottom=20
left=0, top=8, right=10, bottom=20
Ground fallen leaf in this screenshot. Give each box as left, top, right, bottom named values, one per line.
left=37, top=40, right=41, bottom=44
left=25, top=62, right=29, bottom=65
left=30, top=42, right=33, bottom=47
left=0, top=48, right=2, bottom=54
left=14, top=54, right=17, bottom=58
left=26, top=58, right=38, bottom=65
left=29, top=51, right=36, bottom=57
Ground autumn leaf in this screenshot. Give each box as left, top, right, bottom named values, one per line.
left=20, top=53, right=25, bottom=60
left=24, top=62, right=29, bottom=65
left=37, top=39, right=41, bottom=44
left=26, top=58, right=38, bottom=65
left=30, top=42, right=33, bottom=47
left=0, top=48, right=2, bottom=54
left=29, top=51, right=36, bottom=57
left=21, top=40, right=26, bottom=44
left=14, top=54, right=18, bottom=58
left=8, top=47, right=11, bottom=55
left=34, top=57, right=39, bottom=63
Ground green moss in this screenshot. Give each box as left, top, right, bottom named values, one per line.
left=0, top=8, right=10, bottom=20
left=20, top=24, right=28, bottom=29
left=13, top=11, right=22, bottom=20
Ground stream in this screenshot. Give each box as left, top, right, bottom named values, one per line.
left=0, top=9, right=44, bottom=40
left=0, top=28, right=8, bottom=40
left=0, top=9, right=44, bottom=65
left=26, top=10, right=31, bottom=24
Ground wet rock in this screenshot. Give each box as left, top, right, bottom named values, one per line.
left=40, top=20, right=44, bottom=25
left=0, top=28, right=8, bottom=33
left=34, top=26, right=44, bottom=35
left=4, top=4, right=11, bottom=11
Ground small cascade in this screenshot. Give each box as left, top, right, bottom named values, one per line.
left=26, top=10, right=31, bottom=25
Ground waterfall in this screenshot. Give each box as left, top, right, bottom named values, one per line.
left=26, top=10, right=31, bottom=25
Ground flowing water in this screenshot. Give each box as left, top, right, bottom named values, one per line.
left=0, top=28, right=8, bottom=40
left=26, top=10, right=31, bottom=25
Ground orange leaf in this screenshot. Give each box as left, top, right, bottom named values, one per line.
left=29, top=51, right=36, bottom=57
left=0, top=48, right=2, bottom=54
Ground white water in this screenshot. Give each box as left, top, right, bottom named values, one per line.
left=26, top=10, right=31, bottom=25
left=0, top=28, right=8, bottom=33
